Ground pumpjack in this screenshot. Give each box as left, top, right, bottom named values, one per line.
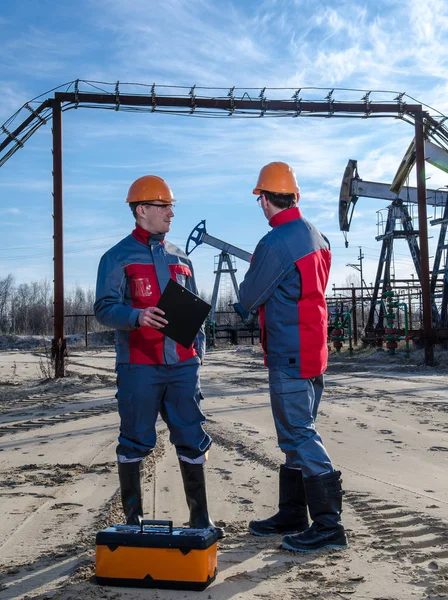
left=339, top=147, right=448, bottom=337
left=186, top=221, right=257, bottom=343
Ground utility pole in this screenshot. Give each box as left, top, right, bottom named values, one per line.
left=346, top=246, right=366, bottom=328
left=358, top=247, right=364, bottom=328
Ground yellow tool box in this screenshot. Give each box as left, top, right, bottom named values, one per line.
left=96, top=519, right=218, bottom=590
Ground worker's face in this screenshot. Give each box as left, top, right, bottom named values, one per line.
left=136, top=202, right=175, bottom=234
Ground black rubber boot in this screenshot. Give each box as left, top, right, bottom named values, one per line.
left=178, top=460, right=224, bottom=539
left=282, top=470, right=348, bottom=552
left=118, top=460, right=145, bottom=526
left=248, top=465, right=309, bottom=536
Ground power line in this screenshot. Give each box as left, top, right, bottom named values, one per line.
left=0, top=233, right=129, bottom=253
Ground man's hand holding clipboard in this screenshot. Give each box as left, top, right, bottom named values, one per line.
left=137, top=306, right=168, bottom=329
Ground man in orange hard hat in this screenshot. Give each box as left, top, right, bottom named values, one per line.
left=239, top=162, right=347, bottom=553
left=94, top=175, right=222, bottom=537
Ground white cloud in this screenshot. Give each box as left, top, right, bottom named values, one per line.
left=0, top=180, right=51, bottom=191
left=0, top=208, right=20, bottom=215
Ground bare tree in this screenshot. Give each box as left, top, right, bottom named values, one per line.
left=12, top=280, right=52, bottom=334
left=0, top=274, right=14, bottom=332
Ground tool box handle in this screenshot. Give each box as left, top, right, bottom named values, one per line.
left=140, top=519, right=173, bottom=533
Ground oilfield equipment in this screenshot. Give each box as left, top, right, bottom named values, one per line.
left=329, top=285, right=412, bottom=356
left=186, top=220, right=259, bottom=345
left=3, top=81, right=448, bottom=371
left=338, top=147, right=448, bottom=349
left=328, top=307, right=354, bottom=356
left=382, top=287, right=411, bottom=357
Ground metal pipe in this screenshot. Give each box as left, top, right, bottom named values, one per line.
left=0, top=99, right=51, bottom=152
left=398, top=302, right=410, bottom=358
left=414, top=112, right=434, bottom=366
left=51, top=100, right=66, bottom=377
left=345, top=310, right=353, bottom=356
left=54, top=92, right=423, bottom=116
left=407, top=282, right=413, bottom=331
left=351, top=286, right=358, bottom=345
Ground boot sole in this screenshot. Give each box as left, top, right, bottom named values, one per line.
left=282, top=540, right=349, bottom=553
left=249, top=526, right=302, bottom=537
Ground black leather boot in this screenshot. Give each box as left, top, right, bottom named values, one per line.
left=118, top=460, right=145, bottom=525
left=178, top=460, right=224, bottom=539
left=249, top=465, right=309, bottom=536
left=282, top=470, right=348, bottom=552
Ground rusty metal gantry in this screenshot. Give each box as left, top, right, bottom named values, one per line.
left=1, top=82, right=448, bottom=373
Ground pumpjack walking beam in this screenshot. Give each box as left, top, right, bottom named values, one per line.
left=186, top=220, right=252, bottom=263
left=339, top=159, right=448, bottom=233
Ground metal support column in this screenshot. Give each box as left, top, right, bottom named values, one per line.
left=224, top=254, right=241, bottom=303
left=415, top=113, right=434, bottom=365
left=366, top=207, right=394, bottom=332
left=210, top=254, right=224, bottom=322
left=51, top=100, right=66, bottom=377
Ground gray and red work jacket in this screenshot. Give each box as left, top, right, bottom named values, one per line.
left=239, top=207, right=331, bottom=378
left=94, top=224, right=205, bottom=366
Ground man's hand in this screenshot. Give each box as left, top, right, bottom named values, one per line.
left=138, top=306, right=168, bottom=329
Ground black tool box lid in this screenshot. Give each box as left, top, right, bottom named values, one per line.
left=96, top=520, right=218, bottom=550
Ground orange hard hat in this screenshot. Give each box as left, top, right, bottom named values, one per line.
left=253, top=162, right=300, bottom=197
left=126, top=175, right=175, bottom=203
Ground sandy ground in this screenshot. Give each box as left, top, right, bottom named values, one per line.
left=0, top=344, right=447, bottom=600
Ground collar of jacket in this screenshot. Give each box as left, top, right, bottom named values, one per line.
left=269, top=206, right=303, bottom=228
left=132, top=223, right=166, bottom=245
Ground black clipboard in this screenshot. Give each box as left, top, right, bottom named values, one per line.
left=156, top=278, right=211, bottom=348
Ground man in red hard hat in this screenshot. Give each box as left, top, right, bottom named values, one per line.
left=95, top=175, right=222, bottom=537
left=239, top=162, right=346, bottom=553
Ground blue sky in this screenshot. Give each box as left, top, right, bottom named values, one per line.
left=1, top=0, right=448, bottom=300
